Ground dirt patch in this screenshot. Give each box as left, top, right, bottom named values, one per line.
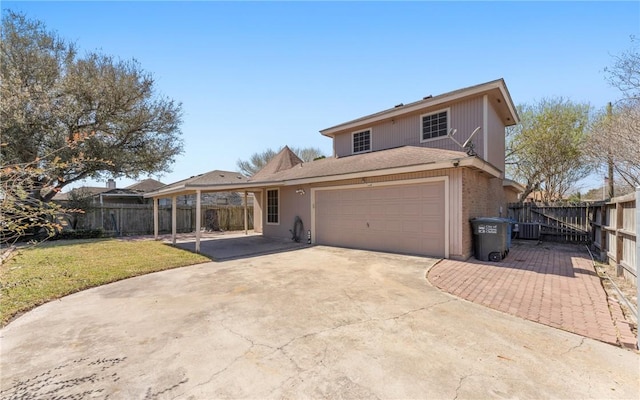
left=595, top=260, right=638, bottom=337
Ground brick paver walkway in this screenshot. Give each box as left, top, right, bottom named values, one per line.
left=428, top=242, right=635, bottom=347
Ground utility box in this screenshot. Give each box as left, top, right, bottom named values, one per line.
left=471, top=218, right=510, bottom=262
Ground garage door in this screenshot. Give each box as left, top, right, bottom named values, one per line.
left=314, top=181, right=446, bottom=257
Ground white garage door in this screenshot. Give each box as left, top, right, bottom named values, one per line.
left=314, top=181, right=446, bottom=257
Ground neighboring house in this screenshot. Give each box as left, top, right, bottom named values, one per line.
left=146, top=79, right=523, bottom=260
left=54, top=179, right=166, bottom=205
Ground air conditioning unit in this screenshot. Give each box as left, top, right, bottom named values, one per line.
left=518, top=223, right=541, bottom=240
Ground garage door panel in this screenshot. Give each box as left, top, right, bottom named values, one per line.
left=315, top=181, right=446, bottom=257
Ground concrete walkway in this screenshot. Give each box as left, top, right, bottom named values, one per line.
left=1, top=246, right=638, bottom=399
left=429, top=241, right=637, bottom=348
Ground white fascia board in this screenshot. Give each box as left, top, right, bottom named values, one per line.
left=321, top=81, right=510, bottom=137
left=498, top=84, right=519, bottom=125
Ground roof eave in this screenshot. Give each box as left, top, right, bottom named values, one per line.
left=320, top=79, right=518, bottom=137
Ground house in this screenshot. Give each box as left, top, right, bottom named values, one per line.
left=54, top=179, right=166, bottom=205
left=146, top=79, right=522, bottom=259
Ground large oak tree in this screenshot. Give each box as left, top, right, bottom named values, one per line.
left=0, top=11, right=184, bottom=202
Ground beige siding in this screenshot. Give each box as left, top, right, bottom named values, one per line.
left=333, top=97, right=485, bottom=158
left=262, top=185, right=312, bottom=239
left=487, top=102, right=506, bottom=173
left=252, top=190, right=263, bottom=233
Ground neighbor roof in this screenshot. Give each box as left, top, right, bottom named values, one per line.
left=320, top=78, right=519, bottom=137
left=126, top=178, right=165, bottom=192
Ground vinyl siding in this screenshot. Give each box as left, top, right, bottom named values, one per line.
left=487, top=102, right=506, bottom=174
left=333, top=97, right=485, bottom=158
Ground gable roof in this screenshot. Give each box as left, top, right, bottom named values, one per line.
left=147, top=170, right=250, bottom=197
left=251, top=146, right=303, bottom=180
left=320, top=78, right=518, bottom=138
left=125, top=178, right=165, bottom=192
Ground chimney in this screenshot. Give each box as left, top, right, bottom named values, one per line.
left=107, top=179, right=116, bottom=189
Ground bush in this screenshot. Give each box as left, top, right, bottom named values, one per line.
left=53, top=229, right=106, bottom=240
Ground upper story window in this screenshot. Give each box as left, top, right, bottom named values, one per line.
left=352, top=129, right=371, bottom=154
left=266, top=189, right=279, bottom=225
left=421, top=109, right=449, bottom=141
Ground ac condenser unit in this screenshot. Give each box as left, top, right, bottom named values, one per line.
left=518, top=223, right=541, bottom=240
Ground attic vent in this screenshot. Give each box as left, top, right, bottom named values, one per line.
left=394, top=103, right=404, bottom=108
left=219, top=174, right=225, bottom=177
left=423, top=95, right=433, bottom=100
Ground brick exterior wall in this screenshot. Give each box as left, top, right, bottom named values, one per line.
left=460, top=169, right=509, bottom=259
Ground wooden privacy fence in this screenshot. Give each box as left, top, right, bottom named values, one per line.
left=591, top=192, right=637, bottom=283
left=75, top=204, right=253, bottom=236
left=508, top=202, right=591, bottom=243
left=509, top=193, right=637, bottom=284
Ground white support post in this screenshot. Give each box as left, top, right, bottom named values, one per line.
left=195, top=190, right=201, bottom=253
left=153, top=197, right=159, bottom=240
left=244, top=191, right=248, bottom=235
left=171, top=195, right=177, bottom=245
left=636, top=186, right=639, bottom=350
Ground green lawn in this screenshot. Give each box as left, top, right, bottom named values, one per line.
left=0, top=239, right=210, bottom=326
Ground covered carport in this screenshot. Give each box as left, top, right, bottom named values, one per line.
left=143, top=170, right=266, bottom=253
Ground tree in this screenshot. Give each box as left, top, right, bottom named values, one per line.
left=1, top=138, right=93, bottom=245
left=506, top=98, right=592, bottom=202
left=586, top=39, right=640, bottom=192
left=236, top=146, right=325, bottom=176
left=0, top=11, right=183, bottom=203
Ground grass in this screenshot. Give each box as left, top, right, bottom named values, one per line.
left=0, top=239, right=210, bottom=326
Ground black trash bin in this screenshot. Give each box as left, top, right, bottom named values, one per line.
left=471, top=217, right=510, bottom=262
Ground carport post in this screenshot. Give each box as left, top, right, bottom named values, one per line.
left=244, top=191, right=248, bottom=235
left=195, top=190, right=201, bottom=253
left=636, top=186, right=639, bottom=350
left=171, top=195, right=177, bottom=245
left=153, top=197, right=159, bottom=240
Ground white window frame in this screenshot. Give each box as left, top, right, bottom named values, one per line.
left=352, top=128, right=372, bottom=154
left=266, top=188, right=280, bottom=225
left=420, top=108, right=450, bottom=143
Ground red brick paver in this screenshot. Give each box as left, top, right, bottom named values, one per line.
left=428, top=242, right=627, bottom=346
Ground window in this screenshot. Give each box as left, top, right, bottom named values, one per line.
left=352, top=129, right=371, bottom=154
left=421, top=109, right=449, bottom=141
left=266, top=189, right=279, bottom=224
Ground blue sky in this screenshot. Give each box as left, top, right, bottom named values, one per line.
left=4, top=1, right=639, bottom=192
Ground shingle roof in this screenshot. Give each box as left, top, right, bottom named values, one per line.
left=125, top=178, right=165, bottom=192
left=52, top=186, right=109, bottom=201
left=251, top=146, right=303, bottom=180
left=157, top=170, right=249, bottom=191
left=248, top=146, right=468, bottom=183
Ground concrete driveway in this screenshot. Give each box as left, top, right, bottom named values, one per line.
left=1, top=246, right=638, bottom=399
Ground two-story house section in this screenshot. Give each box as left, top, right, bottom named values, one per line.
left=146, top=79, right=521, bottom=260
